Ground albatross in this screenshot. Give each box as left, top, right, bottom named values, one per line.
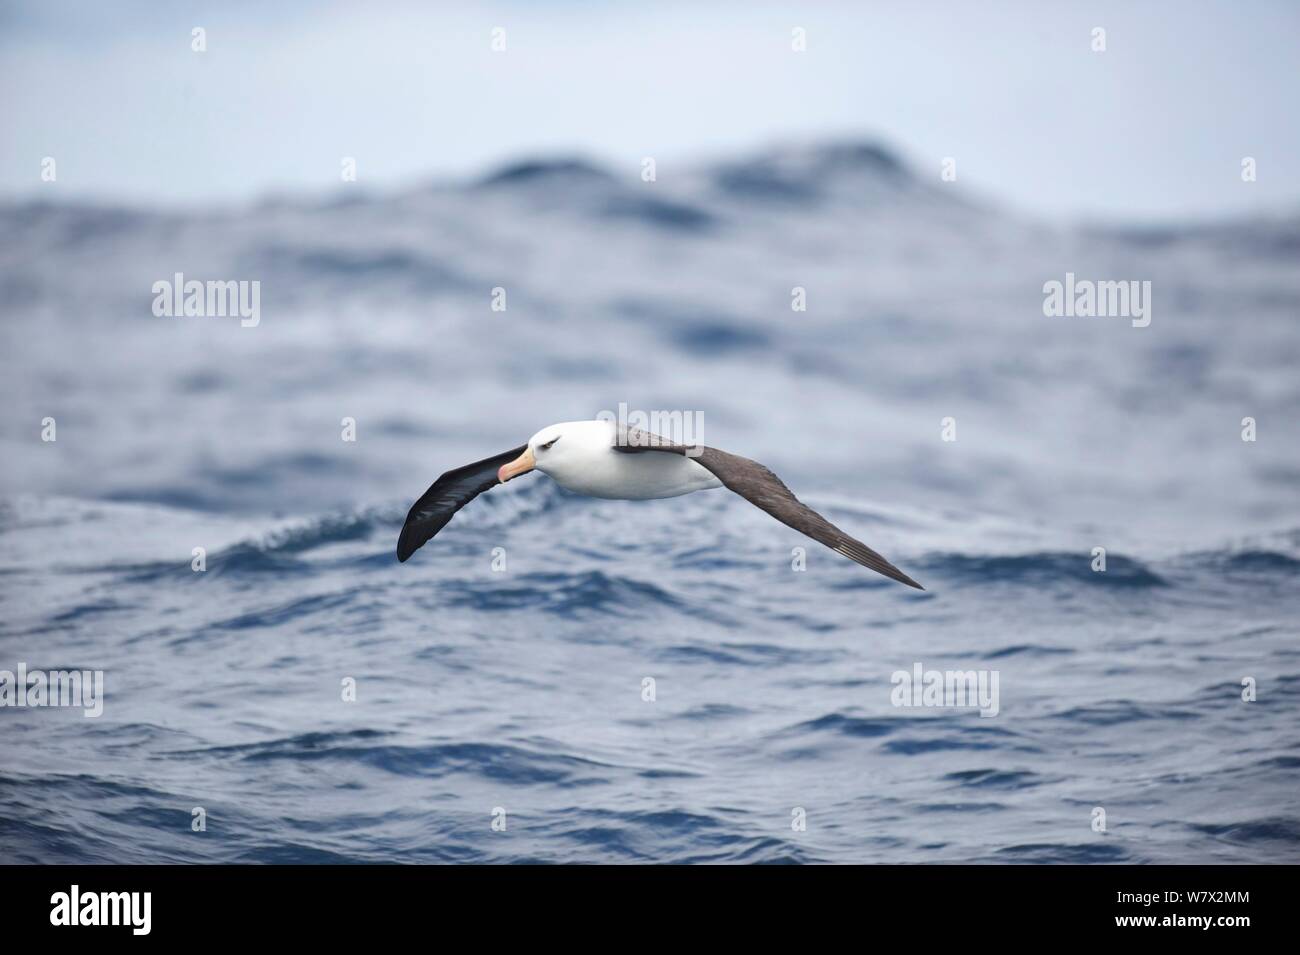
left=396, top=419, right=923, bottom=589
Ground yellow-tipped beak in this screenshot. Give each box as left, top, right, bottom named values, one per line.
left=497, top=447, right=536, bottom=483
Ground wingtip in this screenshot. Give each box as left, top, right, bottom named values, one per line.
left=889, top=567, right=925, bottom=590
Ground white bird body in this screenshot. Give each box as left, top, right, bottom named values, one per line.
left=525, top=419, right=722, bottom=500
left=397, top=418, right=923, bottom=589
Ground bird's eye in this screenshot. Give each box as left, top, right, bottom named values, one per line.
left=539, top=437, right=560, bottom=451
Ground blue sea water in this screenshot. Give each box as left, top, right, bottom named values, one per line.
left=1, top=143, right=1298, bottom=863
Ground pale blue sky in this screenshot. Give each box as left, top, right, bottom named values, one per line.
left=2, top=0, right=1297, bottom=221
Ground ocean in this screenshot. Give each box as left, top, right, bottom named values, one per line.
left=1, top=142, right=1297, bottom=863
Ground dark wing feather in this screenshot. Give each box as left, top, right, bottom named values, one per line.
left=396, top=445, right=528, bottom=562
left=619, top=431, right=923, bottom=589
left=696, top=447, right=924, bottom=589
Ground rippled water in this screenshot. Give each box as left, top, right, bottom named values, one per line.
left=2, top=143, right=1298, bottom=863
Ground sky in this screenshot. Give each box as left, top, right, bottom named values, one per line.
left=1, top=0, right=1297, bottom=222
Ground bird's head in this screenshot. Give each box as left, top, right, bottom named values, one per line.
left=497, top=420, right=613, bottom=484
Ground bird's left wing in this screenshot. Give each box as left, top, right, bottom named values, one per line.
left=617, top=429, right=923, bottom=589
left=396, top=445, right=528, bottom=562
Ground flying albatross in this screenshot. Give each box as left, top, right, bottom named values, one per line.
left=396, top=419, right=923, bottom=589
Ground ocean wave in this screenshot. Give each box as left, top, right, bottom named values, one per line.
left=993, top=843, right=1134, bottom=864
left=1188, top=817, right=1300, bottom=845
left=1049, top=701, right=1201, bottom=727
left=433, top=569, right=689, bottom=619
left=942, top=769, right=1049, bottom=791
left=921, top=552, right=1168, bottom=588
left=180, top=730, right=618, bottom=786
left=475, top=158, right=615, bottom=190
left=5, top=132, right=1299, bottom=864
left=247, top=243, right=477, bottom=292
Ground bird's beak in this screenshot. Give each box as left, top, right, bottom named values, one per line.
left=497, top=447, right=536, bottom=483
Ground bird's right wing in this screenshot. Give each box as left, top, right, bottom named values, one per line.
left=396, top=445, right=528, bottom=562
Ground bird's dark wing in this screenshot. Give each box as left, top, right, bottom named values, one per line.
left=396, top=445, right=528, bottom=562
left=618, top=430, right=923, bottom=589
